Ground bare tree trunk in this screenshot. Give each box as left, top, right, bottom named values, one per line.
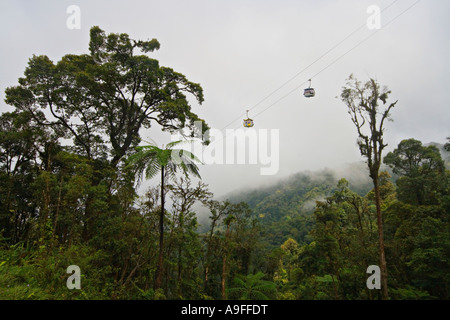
left=221, top=254, right=227, bottom=300
left=341, top=75, right=398, bottom=300
left=221, top=222, right=231, bottom=300
left=204, top=214, right=218, bottom=292
left=155, top=165, right=165, bottom=290
left=373, top=177, right=389, bottom=300
left=53, top=174, right=64, bottom=243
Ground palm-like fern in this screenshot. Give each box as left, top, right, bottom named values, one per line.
left=125, top=140, right=202, bottom=289
left=227, top=272, right=277, bottom=300
left=126, top=140, right=201, bottom=184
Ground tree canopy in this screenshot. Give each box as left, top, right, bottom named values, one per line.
left=0, top=28, right=448, bottom=301
left=5, top=26, right=209, bottom=166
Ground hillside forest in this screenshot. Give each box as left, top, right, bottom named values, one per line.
left=0, top=27, right=449, bottom=300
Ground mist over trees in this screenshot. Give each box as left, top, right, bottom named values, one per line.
left=0, top=27, right=449, bottom=300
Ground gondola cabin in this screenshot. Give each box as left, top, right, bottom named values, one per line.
left=303, top=79, right=315, bottom=98
left=243, top=110, right=254, bottom=127
left=243, top=118, right=254, bottom=128
left=304, top=87, right=315, bottom=98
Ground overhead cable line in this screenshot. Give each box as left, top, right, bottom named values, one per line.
left=204, top=0, right=421, bottom=149
left=250, top=0, right=422, bottom=122
left=219, top=0, right=401, bottom=131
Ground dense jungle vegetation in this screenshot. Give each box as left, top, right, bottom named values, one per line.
left=0, top=26, right=448, bottom=300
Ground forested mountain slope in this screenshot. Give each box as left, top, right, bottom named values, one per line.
left=224, top=162, right=374, bottom=246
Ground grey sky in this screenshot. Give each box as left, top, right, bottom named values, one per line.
left=1, top=0, right=449, bottom=197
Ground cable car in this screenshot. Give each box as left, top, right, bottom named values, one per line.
left=243, top=110, right=254, bottom=127
left=304, top=79, right=315, bottom=98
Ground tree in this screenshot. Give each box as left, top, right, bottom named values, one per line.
left=340, top=74, right=398, bottom=299
left=0, top=111, right=44, bottom=243
left=201, top=200, right=258, bottom=300
left=4, top=26, right=209, bottom=246
left=383, top=138, right=446, bottom=205
left=203, top=200, right=223, bottom=295
left=167, top=177, right=213, bottom=297
left=277, top=238, right=300, bottom=285
left=221, top=213, right=236, bottom=300
left=5, top=26, right=209, bottom=167
left=125, top=140, right=202, bottom=290
left=228, top=272, right=277, bottom=300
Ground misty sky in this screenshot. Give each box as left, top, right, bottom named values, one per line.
left=1, top=0, right=449, bottom=197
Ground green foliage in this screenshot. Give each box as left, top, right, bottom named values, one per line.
left=0, top=141, right=448, bottom=299
left=0, top=25, right=448, bottom=300
left=384, top=139, right=447, bottom=205
left=125, top=140, right=202, bottom=185
left=228, top=272, right=277, bottom=300
left=0, top=243, right=111, bottom=299
left=5, top=26, right=209, bottom=165
left=227, top=170, right=363, bottom=248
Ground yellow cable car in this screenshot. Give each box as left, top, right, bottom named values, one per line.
left=243, top=110, right=254, bottom=127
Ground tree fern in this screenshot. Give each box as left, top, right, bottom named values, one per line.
left=124, top=140, right=202, bottom=290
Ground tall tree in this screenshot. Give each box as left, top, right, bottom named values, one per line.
left=4, top=25, right=209, bottom=243
left=203, top=200, right=256, bottom=299
left=125, top=140, right=202, bottom=290
left=5, top=26, right=209, bottom=167
left=167, top=177, right=213, bottom=297
left=340, top=74, right=398, bottom=299
left=203, top=200, right=224, bottom=295
left=221, top=213, right=235, bottom=300
left=0, top=111, right=45, bottom=243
